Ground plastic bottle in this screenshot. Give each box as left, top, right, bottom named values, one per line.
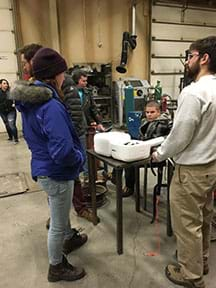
left=154, top=80, right=162, bottom=101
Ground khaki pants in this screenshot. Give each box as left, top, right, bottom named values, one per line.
left=170, top=161, right=216, bottom=280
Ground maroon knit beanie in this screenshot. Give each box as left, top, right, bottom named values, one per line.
left=32, top=47, right=67, bottom=79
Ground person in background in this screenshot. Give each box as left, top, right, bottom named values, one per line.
left=11, top=48, right=88, bottom=282
left=71, top=69, right=105, bottom=169
left=0, top=79, right=19, bottom=143
left=152, top=36, right=216, bottom=288
left=123, top=100, right=172, bottom=197
left=62, top=70, right=103, bottom=222
left=19, top=43, right=43, bottom=79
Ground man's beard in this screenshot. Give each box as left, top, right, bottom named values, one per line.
left=185, top=61, right=200, bottom=81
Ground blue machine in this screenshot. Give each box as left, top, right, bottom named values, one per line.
left=127, top=111, right=143, bottom=139
left=124, top=85, right=135, bottom=127
left=114, top=78, right=150, bottom=126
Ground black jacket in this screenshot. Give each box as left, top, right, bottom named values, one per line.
left=62, top=75, right=86, bottom=137
left=62, top=74, right=102, bottom=137
left=139, top=113, right=172, bottom=140
left=0, top=89, right=15, bottom=114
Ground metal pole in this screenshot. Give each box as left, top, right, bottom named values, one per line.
left=49, top=0, right=60, bottom=52
left=132, top=1, right=136, bottom=35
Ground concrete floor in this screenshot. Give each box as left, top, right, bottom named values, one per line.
left=0, top=133, right=215, bottom=288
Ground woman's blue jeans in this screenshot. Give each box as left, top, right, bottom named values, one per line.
left=0, top=110, right=18, bottom=140
left=37, top=177, right=75, bottom=265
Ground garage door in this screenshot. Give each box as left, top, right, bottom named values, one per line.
left=150, top=1, right=216, bottom=99
left=0, top=0, right=19, bottom=132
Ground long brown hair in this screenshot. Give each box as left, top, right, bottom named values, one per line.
left=43, top=79, right=64, bottom=101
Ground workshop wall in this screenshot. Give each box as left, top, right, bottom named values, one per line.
left=17, top=0, right=51, bottom=46
left=150, top=2, right=216, bottom=98
left=17, top=0, right=151, bottom=81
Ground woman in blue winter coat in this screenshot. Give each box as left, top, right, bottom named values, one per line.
left=10, top=48, right=87, bottom=282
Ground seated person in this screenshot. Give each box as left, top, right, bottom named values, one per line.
left=123, top=100, right=172, bottom=197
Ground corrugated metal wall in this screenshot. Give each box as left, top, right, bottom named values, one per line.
left=150, top=2, right=216, bottom=99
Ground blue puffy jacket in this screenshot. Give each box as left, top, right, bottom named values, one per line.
left=11, top=80, right=85, bottom=181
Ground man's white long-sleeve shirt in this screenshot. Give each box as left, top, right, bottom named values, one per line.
left=156, top=74, right=216, bottom=165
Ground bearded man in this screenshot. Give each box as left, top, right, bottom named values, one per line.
left=152, top=36, right=216, bottom=288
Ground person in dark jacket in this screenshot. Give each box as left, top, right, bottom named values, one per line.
left=70, top=69, right=105, bottom=160
left=62, top=74, right=95, bottom=221
left=0, top=79, right=19, bottom=143
left=71, top=70, right=104, bottom=131
left=62, top=70, right=104, bottom=222
left=123, top=100, right=172, bottom=196
left=11, top=48, right=87, bottom=283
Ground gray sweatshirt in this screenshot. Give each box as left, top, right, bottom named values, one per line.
left=156, top=74, right=216, bottom=165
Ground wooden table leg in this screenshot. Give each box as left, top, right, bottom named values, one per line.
left=116, top=168, right=123, bottom=254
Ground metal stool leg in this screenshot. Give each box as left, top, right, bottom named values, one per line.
left=167, top=161, right=174, bottom=236
left=135, top=166, right=140, bottom=212
left=143, top=164, right=148, bottom=210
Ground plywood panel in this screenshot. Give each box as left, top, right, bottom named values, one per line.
left=17, top=0, right=151, bottom=81
left=18, top=0, right=51, bottom=45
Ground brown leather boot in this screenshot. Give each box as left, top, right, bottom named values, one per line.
left=48, top=255, right=85, bottom=282
left=62, top=229, right=88, bottom=254
left=77, top=208, right=100, bottom=223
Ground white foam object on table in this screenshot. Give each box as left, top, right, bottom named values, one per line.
left=94, top=132, right=131, bottom=157
left=111, top=137, right=165, bottom=162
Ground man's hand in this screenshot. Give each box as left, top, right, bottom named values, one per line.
left=96, top=124, right=105, bottom=132
left=151, top=151, right=159, bottom=162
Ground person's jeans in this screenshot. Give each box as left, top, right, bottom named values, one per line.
left=0, top=110, right=18, bottom=140
left=37, top=177, right=75, bottom=265
left=79, top=134, right=88, bottom=176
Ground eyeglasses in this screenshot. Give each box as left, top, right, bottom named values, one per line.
left=21, top=60, right=28, bottom=67
left=187, top=52, right=200, bottom=60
